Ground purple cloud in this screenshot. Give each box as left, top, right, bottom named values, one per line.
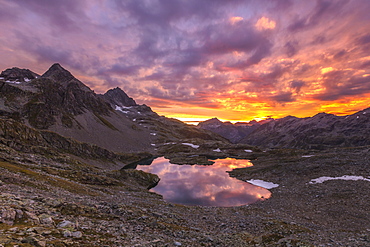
left=13, top=0, right=87, bottom=32
left=314, top=70, right=370, bottom=101
left=271, top=92, right=295, bottom=103
left=284, top=41, right=299, bottom=57
left=288, top=0, right=349, bottom=32
left=1, top=0, right=370, bottom=119
left=357, top=34, right=370, bottom=45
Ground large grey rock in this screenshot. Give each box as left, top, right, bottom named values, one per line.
left=57, top=220, right=75, bottom=229
left=39, top=214, right=54, bottom=226
left=0, top=207, right=17, bottom=225
left=71, top=231, right=83, bottom=238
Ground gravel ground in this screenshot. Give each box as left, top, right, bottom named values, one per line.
left=0, top=146, right=369, bottom=246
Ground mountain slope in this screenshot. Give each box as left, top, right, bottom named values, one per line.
left=101, top=87, right=228, bottom=144
left=0, top=63, right=226, bottom=154
left=0, top=118, right=151, bottom=169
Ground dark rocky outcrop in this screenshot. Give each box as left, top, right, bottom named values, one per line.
left=103, top=87, right=137, bottom=107
left=0, top=67, right=39, bottom=82
left=41, top=63, right=90, bottom=91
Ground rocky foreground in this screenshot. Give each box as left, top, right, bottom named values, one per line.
left=1, top=144, right=369, bottom=246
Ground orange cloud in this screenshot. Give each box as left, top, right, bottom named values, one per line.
left=321, top=67, right=335, bottom=74
left=255, top=17, right=276, bottom=30
left=229, top=16, right=243, bottom=25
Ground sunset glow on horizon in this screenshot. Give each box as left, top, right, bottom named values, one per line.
left=1, top=0, right=370, bottom=122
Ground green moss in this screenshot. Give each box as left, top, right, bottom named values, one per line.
left=131, top=124, right=139, bottom=130
left=61, top=114, right=73, bottom=128
left=117, top=169, right=160, bottom=189
left=93, top=113, right=118, bottom=130
left=0, top=161, right=99, bottom=196
left=261, top=233, right=284, bottom=243
left=0, top=161, right=40, bottom=177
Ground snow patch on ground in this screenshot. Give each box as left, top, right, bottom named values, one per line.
left=213, top=148, right=221, bottom=152
left=309, top=175, right=370, bottom=184
left=24, top=78, right=31, bottom=82
left=150, top=133, right=157, bottom=136
left=302, top=155, right=314, bottom=158
left=151, top=144, right=156, bottom=146
left=182, top=143, right=200, bottom=149
left=247, top=179, right=279, bottom=189
left=244, top=149, right=253, bottom=153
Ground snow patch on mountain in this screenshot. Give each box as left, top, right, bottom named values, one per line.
left=115, top=105, right=131, bottom=114
left=5, top=80, right=21, bottom=84
left=182, top=143, right=200, bottom=149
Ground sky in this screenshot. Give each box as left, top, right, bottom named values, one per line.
left=1, top=0, right=370, bottom=123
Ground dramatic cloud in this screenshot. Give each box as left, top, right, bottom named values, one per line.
left=1, top=0, right=370, bottom=122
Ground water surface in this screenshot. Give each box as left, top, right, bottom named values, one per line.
left=137, top=157, right=271, bottom=207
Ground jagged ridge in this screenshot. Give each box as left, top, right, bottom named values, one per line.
left=0, top=63, right=227, bottom=155
left=198, top=118, right=261, bottom=143
left=239, top=110, right=370, bottom=149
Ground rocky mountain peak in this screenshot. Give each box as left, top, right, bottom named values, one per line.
left=208, top=117, right=222, bottom=123
left=198, top=117, right=262, bottom=143
left=103, top=87, right=137, bottom=107
left=198, top=118, right=222, bottom=127
left=40, top=63, right=91, bottom=93
left=0, top=67, right=39, bottom=82
left=313, top=112, right=333, bottom=118
left=42, top=63, right=74, bottom=81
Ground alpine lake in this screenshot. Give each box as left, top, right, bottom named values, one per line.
left=134, top=157, right=272, bottom=207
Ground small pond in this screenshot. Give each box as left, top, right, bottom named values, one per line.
left=136, top=157, right=271, bottom=207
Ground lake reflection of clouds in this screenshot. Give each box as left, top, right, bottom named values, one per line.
left=137, top=157, right=271, bottom=207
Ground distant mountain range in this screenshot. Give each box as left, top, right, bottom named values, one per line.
left=198, top=109, right=370, bottom=149
left=197, top=118, right=273, bottom=143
